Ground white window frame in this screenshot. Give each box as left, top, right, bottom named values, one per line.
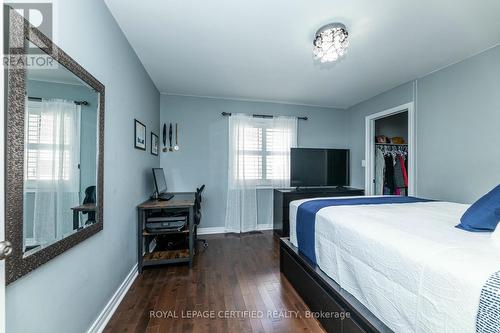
left=24, top=99, right=81, bottom=190
left=236, top=119, right=292, bottom=186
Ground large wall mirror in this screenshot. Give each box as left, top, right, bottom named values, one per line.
left=5, top=8, right=105, bottom=284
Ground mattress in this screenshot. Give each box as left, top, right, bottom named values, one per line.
left=289, top=196, right=500, bottom=333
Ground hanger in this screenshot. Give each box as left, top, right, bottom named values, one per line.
left=377, top=144, right=407, bottom=157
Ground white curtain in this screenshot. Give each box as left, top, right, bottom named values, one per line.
left=225, top=114, right=297, bottom=233
left=264, top=116, right=297, bottom=226
left=225, top=114, right=259, bottom=233
left=25, top=99, right=81, bottom=246
left=268, top=116, right=297, bottom=188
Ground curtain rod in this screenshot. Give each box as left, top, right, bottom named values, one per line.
left=221, top=112, right=308, bottom=121
left=28, top=96, right=89, bottom=106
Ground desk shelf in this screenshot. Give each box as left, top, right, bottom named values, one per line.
left=143, top=249, right=190, bottom=266
left=144, top=249, right=189, bottom=262
left=142, top=229, right=189, bottom=236
left=137, top=193, right=196, bottom=273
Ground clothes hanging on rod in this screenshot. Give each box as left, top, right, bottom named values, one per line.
left=375, top=149, right=385, bottom=195
left=384, top=154, right=395, bottom=195
left=394, top=157, right=405, bottom=188
left=399, top=155, right=408, bottom=187
left=376, top=143, right=408, bottom=156
left=375, top=144, right=408, bottom=196
left=394, top=157, right=406, bottom=196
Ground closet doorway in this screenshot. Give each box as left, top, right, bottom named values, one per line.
left=364, top=102, right=415, bottom=196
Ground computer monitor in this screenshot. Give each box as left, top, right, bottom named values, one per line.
left=152, top=168, right=168, bottom=195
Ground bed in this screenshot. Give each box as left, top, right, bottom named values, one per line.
left=282, top=196, right=500, bottom=333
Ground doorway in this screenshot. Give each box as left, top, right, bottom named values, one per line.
left=364, top=102, right=415, bottom=196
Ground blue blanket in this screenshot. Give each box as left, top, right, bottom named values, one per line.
left=296, top=196, right=433, bottom=264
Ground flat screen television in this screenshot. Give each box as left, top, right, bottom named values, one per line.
left=290, top=148, right=350, bottom=187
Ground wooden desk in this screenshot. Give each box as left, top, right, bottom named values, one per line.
left=71, top=203, right=96, bottom=230
left=137, top=192, right=195, bottom=272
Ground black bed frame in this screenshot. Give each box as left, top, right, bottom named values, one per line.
left=280, top=238, right=393, bottom=333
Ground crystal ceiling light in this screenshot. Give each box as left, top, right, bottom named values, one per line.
left=312, top=23, right=349, bottom=63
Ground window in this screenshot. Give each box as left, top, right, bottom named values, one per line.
left=25, top=100, right=79, bottom=183
left=226, top=114, right=297, bottom=232
left=234, top=118, right=296, bottom=185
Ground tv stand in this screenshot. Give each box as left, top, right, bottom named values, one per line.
left=273, top=187, right=364, bottom=237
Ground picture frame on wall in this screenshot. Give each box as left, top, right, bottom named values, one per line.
left=151, top=132, right=159, bottom=156
left=134, top=119, right=146, bottom=150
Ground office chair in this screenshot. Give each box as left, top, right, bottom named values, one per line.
left=82, top=186, right=96, bottom=225
left=194, top=185, right=208, bottom=249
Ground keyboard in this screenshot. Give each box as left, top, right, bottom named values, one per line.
left=158, top=193, right=174, bottom=201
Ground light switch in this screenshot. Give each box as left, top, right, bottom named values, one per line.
left=361, top=160, right=366, bottom=167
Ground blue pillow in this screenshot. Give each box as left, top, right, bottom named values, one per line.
left=456, top=185, right=500, bottom=232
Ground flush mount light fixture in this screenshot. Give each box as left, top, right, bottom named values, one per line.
left=313, top=23, right=349, bottom=63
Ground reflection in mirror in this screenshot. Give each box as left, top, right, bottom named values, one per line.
left=23, top=42, right=100, bottom=256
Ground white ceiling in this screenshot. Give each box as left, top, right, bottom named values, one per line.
left=104, top=0, right=500, bottom=108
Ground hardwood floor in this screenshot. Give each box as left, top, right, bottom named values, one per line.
left=104, top=231, right=324, bottom=333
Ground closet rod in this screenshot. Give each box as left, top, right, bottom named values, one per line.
left=221, top=112, right=308, bottom=121
left=28, top=96, right=89, bottom=106
left=375, top=143, right=407, bottom=146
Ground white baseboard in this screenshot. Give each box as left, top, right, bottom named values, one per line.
left=87, top=263, right=138, bottom=333
left=256, top=223, right=273, bottom=231
left=198, top=224, right=273, bottom=235
left=197, top=227, right=225, bottom=235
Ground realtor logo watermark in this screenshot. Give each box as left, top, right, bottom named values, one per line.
left=4, top=2, right=57, bottom=69
left=149, top=309, right=351, bottom=320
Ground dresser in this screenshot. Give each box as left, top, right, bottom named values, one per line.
left=273, top=187, right=365, bottom=237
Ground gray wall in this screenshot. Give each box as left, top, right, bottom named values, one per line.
left=416, top=45, right=500, bottom=202
left=347, top=45, right=500, bottom=203
left=160, top=95, right=349, bottom=228
left=6, top=0, right=160, bottom=332
left=347, top=81, right=415, bottom=189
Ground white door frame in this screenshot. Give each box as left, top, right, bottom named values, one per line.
left=364, top=102, right=416, bottom=196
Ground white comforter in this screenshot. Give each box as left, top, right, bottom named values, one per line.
left=289, top=196, right=500, bottom=333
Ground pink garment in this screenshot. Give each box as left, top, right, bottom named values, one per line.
left=399, top=155, right=408, bottom=187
